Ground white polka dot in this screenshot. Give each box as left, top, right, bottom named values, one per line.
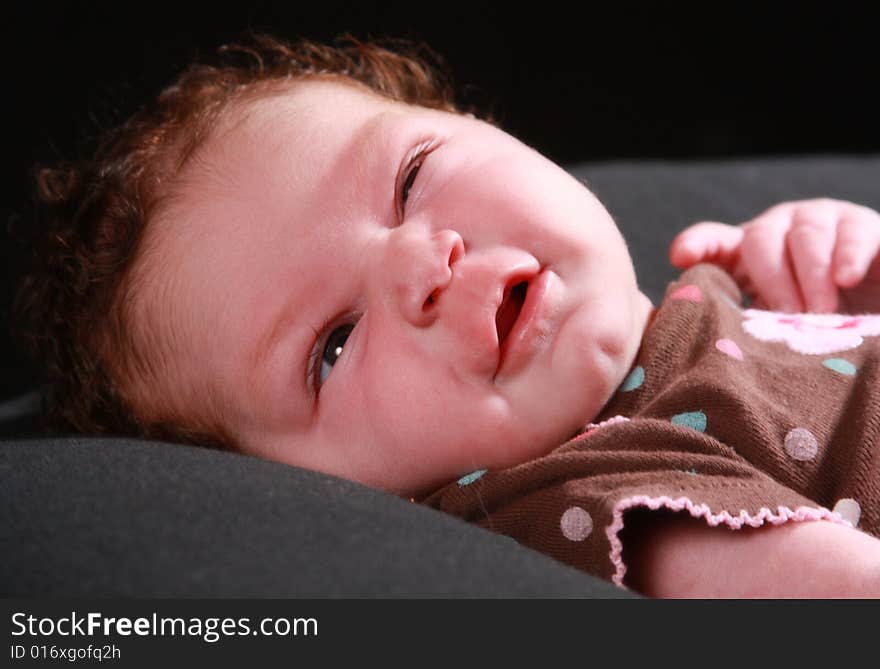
left=832, top=498, right=861, bottom=527
left=784, top=427, right=819, bottom=461
left=560, top=506, right=593, bottom=541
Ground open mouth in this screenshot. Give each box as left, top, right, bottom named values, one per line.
left=495, top=281, right=528, bottom=345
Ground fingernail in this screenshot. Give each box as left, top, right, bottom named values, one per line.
left=676, top=240, right=694, bottom=258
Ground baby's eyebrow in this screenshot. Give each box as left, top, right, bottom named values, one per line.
left=244, top=292, right=310, bottom=416
left=250, top=298, right=298, bottom=373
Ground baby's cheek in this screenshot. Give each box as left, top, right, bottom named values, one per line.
left=362, top=362, right=442, bottom=437
left=361, top=363, right=489, bottom=465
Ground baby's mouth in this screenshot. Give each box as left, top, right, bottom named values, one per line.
left=495, top=281, right=528, bottom=345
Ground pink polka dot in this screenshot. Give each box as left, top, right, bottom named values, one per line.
left=560, top=506, right=593, bottom=541
left=715, top=338, right=744, bottom=360
left=784, top=427, right=819, bottom=461
left=669, top=284, right=702, bottom=302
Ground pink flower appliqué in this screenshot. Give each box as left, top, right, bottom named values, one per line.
left=741, top=308, right=880, bottom=354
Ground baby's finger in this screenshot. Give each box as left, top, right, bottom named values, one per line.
left=669, top=222, right=744, bottom=269
left=786, top=206, right=839, bottom=312
left=833, top=210, right=880, bottom=287
left=740, top=212, right=805, bottom=312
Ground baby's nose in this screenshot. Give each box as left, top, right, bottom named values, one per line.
left=390, top=228, right=464, bottom=328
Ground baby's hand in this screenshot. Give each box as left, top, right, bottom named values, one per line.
left=669, top=198, right=880, bottom=313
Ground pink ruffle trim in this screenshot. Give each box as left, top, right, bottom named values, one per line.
left=607, top=494, right=852, bottom=588
left=584, top=415, right=630, bottom=434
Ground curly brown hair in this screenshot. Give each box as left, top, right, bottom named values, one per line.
left=12, top=32, right=470, bottom=450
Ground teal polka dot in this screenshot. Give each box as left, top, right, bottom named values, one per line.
left=720, top=292, right=742, bottom=310
left=457, top=469, right=486, bottom=486
left=620, top=366, right=644, bottom=392
left=823, top=358, right=857, bottom=376
left=671, top=411, right=707, bottom=432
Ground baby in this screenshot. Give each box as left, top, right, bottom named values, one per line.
left=15, top=33, right=880, bottom=597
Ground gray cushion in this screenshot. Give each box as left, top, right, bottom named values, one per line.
left=1, top=437, right=622, bottom=596
left=574, top=154, right=880, bottom=304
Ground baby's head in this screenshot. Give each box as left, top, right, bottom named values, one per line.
left=16, top=33, right=652, bottom=497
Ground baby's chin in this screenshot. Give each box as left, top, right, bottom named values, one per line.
left=519, top=333, right=627, bottom=423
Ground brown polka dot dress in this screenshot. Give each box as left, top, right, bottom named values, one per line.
left=421, top=264, right=880, bottom=588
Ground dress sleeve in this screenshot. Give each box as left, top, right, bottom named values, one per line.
left=421, top=418, right=848, bottom=588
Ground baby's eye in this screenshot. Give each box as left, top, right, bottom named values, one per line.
left=400, top=155, right=424, bottom=207
left=317, top=323, right=355, bottom=387
left=397, top=141, right=435, bottom=219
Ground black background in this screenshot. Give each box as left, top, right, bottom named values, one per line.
left=3, top=1, right=880, bottom=399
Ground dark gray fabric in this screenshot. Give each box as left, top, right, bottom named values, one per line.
left=0, top=437, right=627, bottom=597
left=2, top=153, right=878, bottom=597
left=572, top=154, right=880, bottom=305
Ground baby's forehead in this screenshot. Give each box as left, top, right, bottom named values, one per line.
left=152, top=78, right=423, bottom=272
left=220, top=78, right=396, bottom=139
left=180, top=79, right=398, bottom=185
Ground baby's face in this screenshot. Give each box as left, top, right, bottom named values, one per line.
left=143, top=79, right=652, bottom=496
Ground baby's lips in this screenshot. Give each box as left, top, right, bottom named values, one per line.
left=436, top=247, right=541, bottom=375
